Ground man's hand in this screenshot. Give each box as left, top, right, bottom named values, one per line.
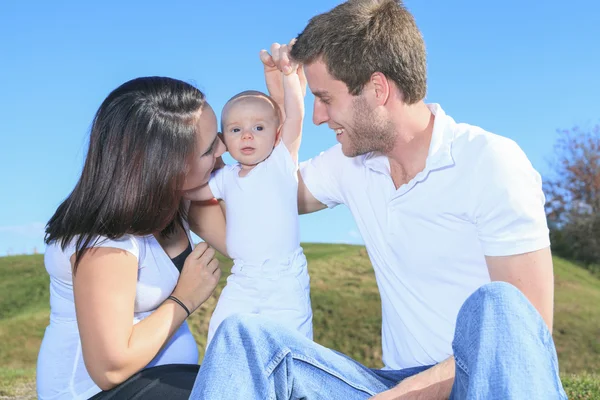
left=260, top=39, right=307, bottom=118
left=369, top=357, right=455, bottom=400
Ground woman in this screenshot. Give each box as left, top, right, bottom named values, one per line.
left=36, top=76, right=227, bottom=399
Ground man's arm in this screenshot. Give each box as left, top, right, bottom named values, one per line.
left=370, top=247, right=555, bottom=400
left=486, top=247, right=554, bottom=331
left=261, top=40, right=327, bottom=214
left=370, top=357, right=455, bottom=400
left=298, top=172, right=327, bottom=214
left=260, top=39, right=307, bottom=123
left=474, top=139, right=555, bottom=331
left=262, top=40, right=305, bottom=164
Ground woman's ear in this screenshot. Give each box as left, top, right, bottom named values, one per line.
left=274, top=125, right=283, bottom=146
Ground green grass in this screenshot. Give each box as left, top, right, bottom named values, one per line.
left=1, top=245, right=599, bottom=398
left=562, top=373, right=600, bottom=399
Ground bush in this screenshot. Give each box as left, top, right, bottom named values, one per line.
left=545, top=125, right=600, bottom=270
left=550, top=212, right=600, bottom=273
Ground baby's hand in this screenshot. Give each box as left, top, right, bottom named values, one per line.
left=260, top=40, right=294, bottom=75
left=260, top=39, right=306, bottom=96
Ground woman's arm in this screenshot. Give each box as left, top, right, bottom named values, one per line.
left=188, top=199, right=229, bottom=257
left=73, top=243, right=220, bottom=390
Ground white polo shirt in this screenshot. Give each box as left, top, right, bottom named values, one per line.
left=299, top=103, right=550, bottom=370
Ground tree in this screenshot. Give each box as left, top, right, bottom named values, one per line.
left=544, top=124, right=600, bottom=268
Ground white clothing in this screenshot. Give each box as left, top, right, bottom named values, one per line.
left=207, top=141, right=313, bottom=341
left=299, top=103, right=550, bottom=370
left=206, top=248, right=312, bottom=348
left=209, top=141, right=301, bottom=263
left=37, top=232, right=198, bottom=400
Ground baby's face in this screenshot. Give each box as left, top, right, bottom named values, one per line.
left=221, top=97, right=280, bottom=168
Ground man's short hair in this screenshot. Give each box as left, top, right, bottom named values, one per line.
left=290, top=0, right=426, bottom=104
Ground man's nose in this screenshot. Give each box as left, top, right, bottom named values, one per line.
left=312, top=99, right=329, bottom=126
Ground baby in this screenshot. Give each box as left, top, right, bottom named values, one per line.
left=192, top=62, right=312, bottom=348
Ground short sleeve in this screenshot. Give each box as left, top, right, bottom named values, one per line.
left=265, top=141, right=298, bottom=179
left=299, top=144, right=346, bottom=209
left=208, top=166, right=227, bottom=200
left=472, top=137, right=550, bottom=256
left=64, top=235, right=140, bottom=260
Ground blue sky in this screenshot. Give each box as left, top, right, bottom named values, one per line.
left=1, top=0, right=599, bottom=255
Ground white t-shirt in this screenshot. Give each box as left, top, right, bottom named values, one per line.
left=209, top=141, right=301, bottom=264
left=299, top=103, right=550, bottom=370
left=37, top=231, right=199, bottom=399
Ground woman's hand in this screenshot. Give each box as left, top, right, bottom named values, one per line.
left=74, top=245, right=219, bottom=390
left=171, top=242, right=221, bottom=313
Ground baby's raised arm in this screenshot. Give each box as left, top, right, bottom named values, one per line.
left=261, top=41, right=305, bottom=164
left=280, top=63, right=304, bottom=164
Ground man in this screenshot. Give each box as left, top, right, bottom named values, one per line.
left=190, top=0, right=567, bottom=398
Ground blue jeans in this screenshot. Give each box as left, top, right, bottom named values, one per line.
left=189, top=282, right=567, bottom=399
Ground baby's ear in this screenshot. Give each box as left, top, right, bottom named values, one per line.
left=217, top=132, right=228, bottom=151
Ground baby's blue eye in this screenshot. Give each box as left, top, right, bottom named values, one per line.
left=232, top=128, right=240, bottom=133
left=256, top=126, right=263, bottom=131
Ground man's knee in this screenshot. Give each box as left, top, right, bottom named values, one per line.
left=458, top=281, right=534, bottom=323
left=215, top=313, right=271, bottom=340
left=218, top=313, right=259, bottom=332
left=475, top=281, right=524, bottom=302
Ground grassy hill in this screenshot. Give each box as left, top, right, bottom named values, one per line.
left=1, top=244, right=599, bottom=399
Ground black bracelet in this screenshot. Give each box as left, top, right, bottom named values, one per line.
left=167, top=295, right=191, bottom=318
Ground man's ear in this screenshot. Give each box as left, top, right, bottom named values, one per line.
left=370, top=72, right=391, bottom=106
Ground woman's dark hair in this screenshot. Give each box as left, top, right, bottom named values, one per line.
left=45, top=76, right=206, bottom=271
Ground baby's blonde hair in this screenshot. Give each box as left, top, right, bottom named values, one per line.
left=220, top=90, right=282, bottom=133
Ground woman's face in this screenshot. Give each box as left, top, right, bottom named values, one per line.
left=181, top=103, right=226, bottom=198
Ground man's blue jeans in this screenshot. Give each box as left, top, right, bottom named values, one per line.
left=189, top=282, right=567, bottom=399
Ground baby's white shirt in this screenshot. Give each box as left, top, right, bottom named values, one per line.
left=209, top=141, right=300, bottom=264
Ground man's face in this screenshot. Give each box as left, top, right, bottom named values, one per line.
left=304, top=60, right=395, bottom=157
